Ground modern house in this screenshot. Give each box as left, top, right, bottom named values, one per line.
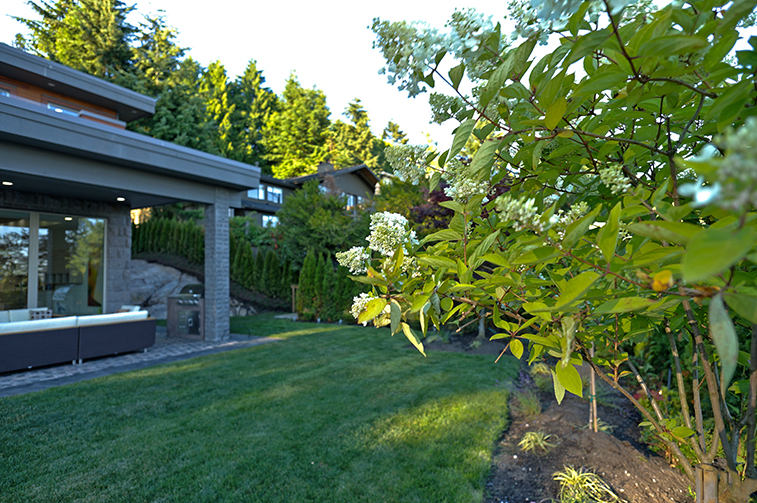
left=0, top=42, right=260, bottom=342
left=241, top=162, right=379, bottom=227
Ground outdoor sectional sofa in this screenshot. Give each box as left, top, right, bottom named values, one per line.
left=0, top=308, right=156, bottom=373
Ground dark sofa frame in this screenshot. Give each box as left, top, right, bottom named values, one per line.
left=0, top=318, right=156, bottom=373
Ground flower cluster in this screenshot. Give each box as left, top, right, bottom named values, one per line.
left=554, top=201, right=589, bottom=227
left=336, top=246, right=370, bottom=275
left=366, top=212, right=418, bottom=256
left=496, top=194, right=545, bottom=232
left=385, top=144, right=429, bottom=184
left=442, top=157, right=491, bottom=202
left=599, top=163, right=632, bottom=195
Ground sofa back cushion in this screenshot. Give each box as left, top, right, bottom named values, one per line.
left=8, top=309, right=31, bottom=322
left=76, top=311, right=149, bottom=327
left=0, top=316, right=78, bottom=335
left=0, top=311, right=9, bottom=324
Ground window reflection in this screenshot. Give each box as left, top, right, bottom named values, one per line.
left=0, top=210, right=30, bottom=310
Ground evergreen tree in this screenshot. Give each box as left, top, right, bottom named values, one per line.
left=328, top=99, right=383, bottom=169
left=15, top=0, right=135, bottom=79
left=262, top=249, right=280, bottom=298
left=297, top=249, right=316, bottom=315
left=253, top=247, right=266, bottom=291
left=200, top=61, right=236, bottom=158
left=242, top=244, right=255, bottom=290
left=228, top=60, right=278, bottom=172
left=261, top=74, right=331, bottom=179
left=381, top=121, right=408, bottom=145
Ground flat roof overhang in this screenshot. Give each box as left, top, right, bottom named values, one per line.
left=0, top=43, right=155, bottom=121
left=0, top=98, right=261, bottom=208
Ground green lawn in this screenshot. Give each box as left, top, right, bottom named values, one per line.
left=0, top=315, right=519, bottom=503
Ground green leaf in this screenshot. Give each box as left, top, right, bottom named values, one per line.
left=554, top=271, right=601, bottom=309
left=401, top=322, right=426, bottom=356
left=449, top=119, right=476, bottom=162
left=571, top=69, right=628, bottom=98
left=349, top=275, right=388, bottom=286
left=625, top=221, right=702, bottom=245
left=638, top=35, right=707, bottom=57
left=411, top=294, right=431, bottom=313
left=358, top=298, right=387, bottom=325
left=671, top=426, right=696, bottom=439
left=390, top=300, right=401, bottom=335
left=448, top=63, right=465, bottom=90
left=704, top=80, right=752, bottom=121
left=422, top=229, right=463, bottom=243
left=480, top=253, right=510, bottom=268
left=565, top=29, right=612, bottom=66
left=598, top=202, right=621, bottom=264
left=594, top=297, right=657, bottom=314
left=703, top=30, right=739, bottom=71
left=682, top=226, right=757, bottom=282
left=551, top=368, right=566, bottom=404
left=562, top=205, right=601, bottom=249
left=545, top=97, right=567, bottom=130
left=724, top=293, right=757, bottom=324
left=510, top=339, right=524, bottom=359
left=470, top=230, right=501, bottom=266
left=709, top=294, right=739, bottom=395
left=512, top=246, right=561, bottom=265
left=470, top=139, right=499, bottom=174
left=418, top=256, right=457, bottom=269
left=556, top=363, right=583, bottom=398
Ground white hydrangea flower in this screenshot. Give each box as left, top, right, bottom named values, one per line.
left=366, top=212, right=418, bottom=256
left=336, top=247, right=370, bottom=275
left=442, top=157, right=490, bottom=202
left=496, top=194, right=545, bottom=232
left=713, top=117, right=757, bottom=210
left=556, top=201, right=589, bottom=227
left=385, top=144, right=429, bottom=184
left=599, top=164, right=632, bottom=195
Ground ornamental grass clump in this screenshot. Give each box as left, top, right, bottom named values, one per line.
left=554, top=465, right=625, bottom=503
left=518, top=430, right=557, bottom=453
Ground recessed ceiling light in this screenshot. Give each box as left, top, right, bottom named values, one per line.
left=2, top=181, right=12, bottom=186
left=47, top=82, right=55, bottom=87
left=116, top=197, right=126, bottom=202
left=64, top=216, right=73, bottom=221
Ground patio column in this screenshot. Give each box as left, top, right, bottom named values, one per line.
left=204, top=187, right=231, bottom=341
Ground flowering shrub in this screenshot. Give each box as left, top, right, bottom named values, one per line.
left=353, top=1, right=757, bottom=501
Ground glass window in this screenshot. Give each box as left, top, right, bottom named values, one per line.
left=246, top=189, right=257, bottom=199
left=262, top=215, right=279, bottom=227
left=37, top=214, right=105, bottom=316
left=0, top=88, right=10, bottom=97
left=266, top=187, right=283, bottom=204
left=0, top=210, right=30, bottom=310
left=346, top=194, right=356, bottom=210
left=47, top=102, right=79, bottom=117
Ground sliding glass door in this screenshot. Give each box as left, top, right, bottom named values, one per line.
left=0, top=209, right=106, bottom=315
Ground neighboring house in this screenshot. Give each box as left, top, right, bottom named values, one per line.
left=0, top=42, right=260, bottom=342
left=241, top=162, right=379, bottom=227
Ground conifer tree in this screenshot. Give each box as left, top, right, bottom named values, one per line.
left=381, top=121, right=408, bottom=145
left=262, top=249, right=280, bottom=298
left=253, top=247, right=266, bottom=291
left=229, top=60, right=278, bottom=172
left=328, top=99, right=383, bottom=169
left=14, top=0, right=135, bottom=79
left=297, top=249, right=316, bottom=315
left=242, top=244, right=255, bottom=290
left=200, top=61, right=236, bottom=158
left=262, top=74, right=331, bottom=178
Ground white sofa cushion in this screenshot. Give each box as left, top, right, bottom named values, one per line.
left=8, top=309, right=31, bottom=322
left=76, top=311, right=148, bottom=327
left=117, top=305, right=141, bottom=312
left=0, top=316, right=78, bottom=335
left=0, top=311, right=9, bottom=324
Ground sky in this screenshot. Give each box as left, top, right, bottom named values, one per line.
left=0, top=0, right=512, bottom=146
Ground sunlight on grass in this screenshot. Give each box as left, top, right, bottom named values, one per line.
left=0, top=316, right=520, bottom=503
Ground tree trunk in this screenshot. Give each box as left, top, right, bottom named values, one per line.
left=697, top=464, right=757, bottom=503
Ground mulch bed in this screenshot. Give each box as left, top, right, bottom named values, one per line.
left=424, top=333, right=694, bottom=503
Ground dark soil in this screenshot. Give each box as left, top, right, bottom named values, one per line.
left=424, top=333, right=694, bottom=503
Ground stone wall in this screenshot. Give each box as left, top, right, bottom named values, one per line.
left=127, top=259, right=255, bottom=319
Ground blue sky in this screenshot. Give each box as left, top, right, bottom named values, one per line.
left=0, top=0, right=511, bottom=145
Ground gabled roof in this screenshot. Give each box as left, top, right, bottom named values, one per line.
left=288, top=164, right=379, bottom=189
left=0, top=43, right=155, bottom=121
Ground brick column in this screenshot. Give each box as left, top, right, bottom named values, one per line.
left=105, top=206, right=131, bottom=313
left=204, top=188, right=230, bottom=341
